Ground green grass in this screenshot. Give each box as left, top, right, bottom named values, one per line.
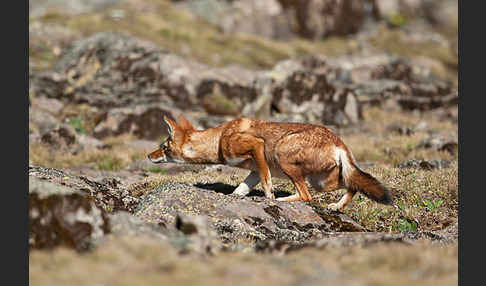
left=66, top=117, right=88, bottom=134
left=147, top=166, right=167, bottom=174
left=93, top=155, right=124, bottom=171
left=397, top=218, right=418, bottom=231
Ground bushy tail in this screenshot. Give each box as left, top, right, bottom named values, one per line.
left=337, top=148, right=393, bottom=205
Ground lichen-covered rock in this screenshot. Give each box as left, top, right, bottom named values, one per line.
left=397, top=158, right=452, bottom=170
left=375, top=0, right=457, bottom=31
left=30, top=32, right=368, bottom=128
left=40, top=123, right=78, bottom=151
left=135, top=182, right=365, bottom=246
left=30, top=32, right=457, bottom=137
left=29, top=177, right=110, bottom=252
left=173, top=214, right=222, bottom=254
left=272, top=70, right=362, bottom=126
left=255, top=230, right=457, bottom=254
left=37, top=121, right=105, bottom=152
left=29, top=165, right=140, bottom=213
left=297, top=55, right=459, bottom=111
left=92, top=103, right=182, bottom=140
left=30, top=32, right=258, bottom=110
left=173, top=0, right=294, bottom=39
left=177, top=0, right=379, bottom=40
left=29, top=0, right=122, bottom=17
left=416, top=136, right=458, bottom=156
left=278, top=0, right=378, bottom=39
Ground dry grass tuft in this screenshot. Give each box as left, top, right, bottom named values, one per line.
left=29, top=142, right=146, bottom=171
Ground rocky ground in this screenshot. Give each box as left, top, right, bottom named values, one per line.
left=29, top=0, right=458, bottom=285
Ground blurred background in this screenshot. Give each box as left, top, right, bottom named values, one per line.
left=29, top=1, right=458, bottom=285
left=29, top=0, right=458, bottom=164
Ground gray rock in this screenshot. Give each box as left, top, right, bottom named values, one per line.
left=385, top=123, right=415, bottom=136
left=174, top=0, right=294, bottom=40
left=397, top=158, right=452, bottom=170
left=29, top=177, right=110, bottom=252
left=29, top=0, right=122, bottom=17
left=277, top=0, right=378, bottom=39
left=416, top=137, right=458, bottom=155
left=256, top=230, right=457, bottom=254
left=135, top=182, right=366, bottom=246
left=29, top=106, right=60, bottom=142
left=40, top=123, right=78, bottom=151
left=30, top=32, right=366, bottom=128
left=29, top=165, right=140, bottom=213
left=92, top=103, right=181, bottom=140
left=174, top=0, right=381, bottom=40
left=174, top=214, right=222, bottom=254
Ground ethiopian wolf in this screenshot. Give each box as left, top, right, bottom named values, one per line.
left=148, top=115, right=393, bottom=211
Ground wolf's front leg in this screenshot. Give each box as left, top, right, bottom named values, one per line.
left=233, top=171, right=260, bottom=196
left=253, top=148, right=274, bottom=200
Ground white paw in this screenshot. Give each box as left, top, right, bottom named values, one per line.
left=233, top=186, right=250, bottom=196
left=327, top=203, right=341, bottom=211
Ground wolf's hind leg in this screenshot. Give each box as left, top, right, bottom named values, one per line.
left=277, top=163, right=312, bottom=202
left=328, top=190, right=356, bottom=211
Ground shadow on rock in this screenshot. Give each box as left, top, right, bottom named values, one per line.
left=194, top=182, right=294, bottom=199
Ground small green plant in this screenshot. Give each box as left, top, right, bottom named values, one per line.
left=148, top=166, right=167, bottom=174
left=406, top=143, right=414, bottom=151
left=387, top=13, right=408, bottom=27
left=397, top=218, right=418, bottom=231
left=66, top=117, right=87, bottom=134
left=94, top=156, right=124, bottom=171
left=419, top=199, right=443, bottom=212
left=397, top=202, right=407, bottom=211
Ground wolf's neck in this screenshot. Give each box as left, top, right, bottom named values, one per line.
left=187, top=125, right=225, bottom=164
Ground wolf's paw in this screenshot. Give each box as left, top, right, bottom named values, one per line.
left=232, top=187, right=250, bottom=196
left=327, top=203, right=342, bottom=211
left=266, top=193, right=275, bottom=200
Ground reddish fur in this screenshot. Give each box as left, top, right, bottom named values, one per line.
left=148, top=116, right=392, bottom=209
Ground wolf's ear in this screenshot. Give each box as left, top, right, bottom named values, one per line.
left=177, top=115, right=195, bottom=131
left=163, top=115, right=178, bottom=138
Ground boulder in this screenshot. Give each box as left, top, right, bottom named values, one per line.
left=40, top=123, right=78, bottom=151
left=375, top=0, right=457, bottom=31
left=278, top=0, right=378, bottom=39
left=272, top=69, right=362, bottom=125
left=29, top=165, right=140, bottom=213
left=29, top=32, right=258, bottom=110
left=37, top=121, right=105, bottom=152
left=92, top=104, right=182, bottom=140
left=174, top=0, right=379, bottom=39
left=135, top=182, right=366, bottom=246
left=416, top=137, right=458, bottom=156
left=397, top=158, right=452, bottom=170
left=29, top=166, right=222, bottom=255
left=29, top=176, right=110, bottom=252
left=256, top=229, right=457, bottom=254
left=290, top=55, right=458, bottom=111
left=30, top=32, right=367, bottom=128
left=30, top=32, right=457, bottom=135
left=29, top=0, right=121, bottom=17
left=173, top=0, right=294, bottom=39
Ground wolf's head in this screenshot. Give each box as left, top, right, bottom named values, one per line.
left=147, top=115, right=195, bottom=164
